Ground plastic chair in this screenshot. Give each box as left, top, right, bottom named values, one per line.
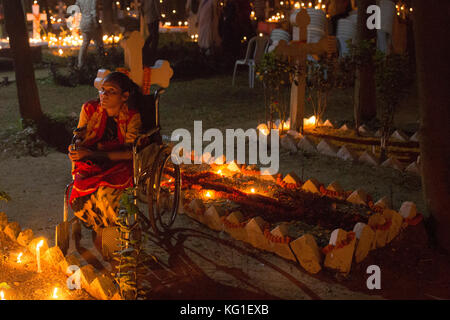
left=232, top=35, right=270, bottom=88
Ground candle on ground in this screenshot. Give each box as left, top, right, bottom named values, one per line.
left=36, top=240, right=44, bottom=273
left=17, top=252, right=23, bottom=263
left=52, top=287, right=58, bottom=299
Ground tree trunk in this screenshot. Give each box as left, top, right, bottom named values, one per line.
left=2, top=0, right=43, bottom=124
left=413, top=0, right=450, bottom=253
left=102, top=0, right=114, bottom=34
left=354, top=0, right=377, bottom=125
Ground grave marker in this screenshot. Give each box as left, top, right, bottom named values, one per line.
left=27, top=2, right=47, bottom=40
left=274, top=10, right=336, bottom=133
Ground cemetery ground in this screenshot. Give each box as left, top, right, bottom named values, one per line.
left=1, top=56, right=450, bottom=300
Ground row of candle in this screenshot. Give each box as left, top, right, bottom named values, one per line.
left=0, top=288, right=60, bottom=300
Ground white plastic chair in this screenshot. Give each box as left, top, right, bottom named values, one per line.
left=232, top=35, right=270, bottom=88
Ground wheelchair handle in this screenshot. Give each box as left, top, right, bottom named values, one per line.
left=154, top=88, right=165, bottom=128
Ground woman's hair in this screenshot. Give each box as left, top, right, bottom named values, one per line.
left=103, top=71, right=142, bottom=110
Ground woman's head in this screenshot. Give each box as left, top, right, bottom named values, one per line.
left=99, top=72, right=140, bottom=116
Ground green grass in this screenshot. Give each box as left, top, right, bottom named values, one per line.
left=0, top=75, right=98, bottom=132
left=0, top=41, right=419, bottom=138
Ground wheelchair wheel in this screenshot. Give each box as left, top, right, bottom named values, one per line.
left=146, top=145, right=181, bottom=236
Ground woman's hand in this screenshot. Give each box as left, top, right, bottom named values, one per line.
left=68, top=146, right=93, bottom=161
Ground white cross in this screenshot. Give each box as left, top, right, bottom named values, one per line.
left=26, top=3, right=47, bottom=40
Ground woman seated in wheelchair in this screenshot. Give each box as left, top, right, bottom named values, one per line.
left=68, top=72, right=141, bottom=234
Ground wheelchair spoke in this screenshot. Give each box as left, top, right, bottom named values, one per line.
left=144, top=145, right=181, bottom=238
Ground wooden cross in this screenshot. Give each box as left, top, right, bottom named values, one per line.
left=26, top=2, right=47, bottom=40
left=274, top=10, right=336, bottom=133
left=94, top=31, right=173, bottom=91
left=121, top=31, right=146, bottom=87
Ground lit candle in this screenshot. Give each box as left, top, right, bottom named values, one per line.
left=17, top=252, right=23, bottom=263
left=52, top=287, right=58, bottom=299
left=36, top=240, right=44, bottom=273
left=0, top=291, right=5, bottom=300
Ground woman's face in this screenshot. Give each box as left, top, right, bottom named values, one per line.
left=99, top=81, right=129, bottom=116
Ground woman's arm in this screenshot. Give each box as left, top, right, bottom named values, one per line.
left=69, top=147, right=133, bottom=161
left=92, top=149, right=133, bottom=161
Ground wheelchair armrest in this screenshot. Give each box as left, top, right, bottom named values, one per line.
left=133, top=126, right=161, bottom=150
left=155, top=87, right=165, bottom=97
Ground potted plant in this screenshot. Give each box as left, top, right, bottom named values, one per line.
left=374, top=52, right=413, bottom=161
left=256, top=52, right=299, bottom=134
left=306, top=54, right=337, bottom=127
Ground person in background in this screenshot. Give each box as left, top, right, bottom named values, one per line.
left=141, top=0, right=161, bottom=67
left=186, top=0, right=200, bottom=38
left=76, top=0, right=104, bottom=69
left=253, top=0, right=266, bottom=22
left=219, top=0, right=240, bottom=58
left=197, top=0, right=222, bottom=55
left=235, top=0, right=254, bottom=41
left=327, top=0, right=352, bottom=35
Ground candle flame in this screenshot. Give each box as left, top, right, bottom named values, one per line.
left=58, top=49, right=63, bottom=56
left=205, top=191, right=212, bottom=198
left=251, top=188, right=255, bottom=193
left=37, top=240, right=44, bottom=250
left=0, top=291, right=5, bottom=300
left=52, top=287, right=58, bottom=299
left=257, top=123, right=269, bottom=136
left=304, top=115, right=316, bottom=127
left=17, top=252, right=23, bottom=263
left=217, top=169, right=222, bottom=175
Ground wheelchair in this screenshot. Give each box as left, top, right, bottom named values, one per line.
left=58, top=88, right=181, bottom=256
